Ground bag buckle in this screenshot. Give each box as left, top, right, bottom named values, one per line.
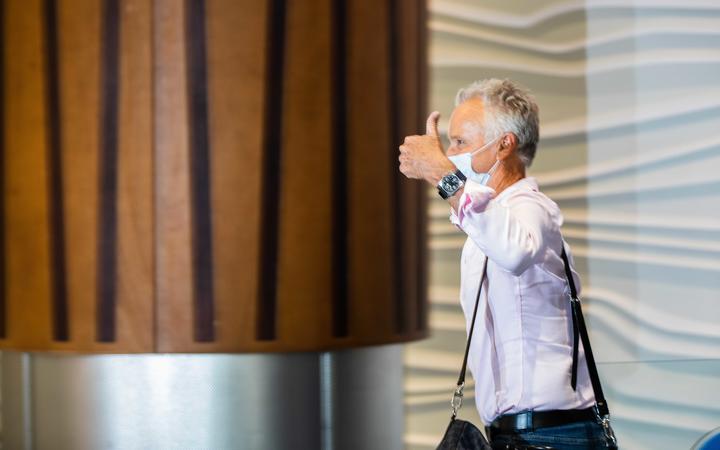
left=600, top=416, right=617, bottom=447
left=593, top=405, right=617, bottom=447
left=450, top=381, right=464, bottom=418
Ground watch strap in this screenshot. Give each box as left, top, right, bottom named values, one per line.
left=453, top=168, right=466, bottom=182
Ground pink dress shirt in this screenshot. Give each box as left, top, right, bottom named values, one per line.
left=449, top=176, right=596, bottom=425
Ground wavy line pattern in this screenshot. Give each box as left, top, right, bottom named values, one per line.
left=431, top=20, right=720, bottom=54
left=430, top=1, right=720, bottom=29
left=434, top=52, right=720, bottom=77
left=406, top=2, right=720, bottom=449
left=536, top=136, right=720, bottom=187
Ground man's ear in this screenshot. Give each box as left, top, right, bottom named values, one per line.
left=502, top=132, right=518, bottom=149
left=498, top=133, right=518, bottom=159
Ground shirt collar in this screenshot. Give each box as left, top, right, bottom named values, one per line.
left=493, top=176, right=538, bottom=201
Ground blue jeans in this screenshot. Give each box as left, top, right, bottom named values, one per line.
left=489, top=418, right=617, bottom=449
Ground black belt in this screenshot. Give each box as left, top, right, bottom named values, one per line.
left=485, top=406, right=597, bottom=439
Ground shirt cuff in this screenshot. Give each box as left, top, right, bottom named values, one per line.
left=448, top=179, right=496, bottom=230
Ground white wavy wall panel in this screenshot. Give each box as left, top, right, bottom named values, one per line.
left=404, top=1, right=720, bottom=449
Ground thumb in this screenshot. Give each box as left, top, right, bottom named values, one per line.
left=426, top=111, right=440, bottom=137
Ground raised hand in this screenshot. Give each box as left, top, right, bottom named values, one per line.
left=398, top=111, right=454, bottom=184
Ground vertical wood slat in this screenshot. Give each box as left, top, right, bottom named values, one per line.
left=205, top=0, right=267, bottom=350
left=185, top=0, right=215, bottom=343
left=256, top=0, right=288, bottom=341
left=96, top=0, right=121, bottom=342
left=54, top=0, right=101, bottom=349
left=114, top=0, right=154, bottom=352
left=154, top=0, right=195, bottom=351
left=4, top=0, right=54, bottom=347
left=0, top=0, right=7, bottom=339
left=415, top=0, right=430, bottom=332
left=388, top=0, right=409, bottom=335
left=43, top=0, right=70, bottom=342
left=396, top=0, right=427, bottom=334
left=275, top=0, right=333, bottom=348
left=347, top=0, right=395, bottom=340
left=330, top=0, right=349, bottom=338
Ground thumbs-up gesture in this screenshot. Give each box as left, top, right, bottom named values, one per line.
left=398, top=111, right=455, bottom=184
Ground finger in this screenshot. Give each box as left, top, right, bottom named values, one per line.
left=399, top=163, right=409, bottom=176
left=426, top=111, right=440, bottom=137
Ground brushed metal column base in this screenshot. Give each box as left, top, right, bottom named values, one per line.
left=0, top=344, right=403, bottom=450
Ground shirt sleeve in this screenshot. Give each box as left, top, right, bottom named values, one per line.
left=448, top=179, right=496, bottom=229
left=449, top=180, right=556, bottom=276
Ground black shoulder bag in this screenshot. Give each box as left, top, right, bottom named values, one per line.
left=436, top=247, right=618, bottom=450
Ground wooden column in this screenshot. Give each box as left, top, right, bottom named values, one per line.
left=0, top=0, right=429, bottom=353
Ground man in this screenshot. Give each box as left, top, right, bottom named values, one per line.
left=399, top=79, right=611, bottom=449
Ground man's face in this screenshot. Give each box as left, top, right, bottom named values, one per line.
left=446, top=97, right=497, bottom=173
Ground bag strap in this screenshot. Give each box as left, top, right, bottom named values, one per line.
left=450, top=257, right=488, bottom=419
left=560, top=245, right=610, bottom=418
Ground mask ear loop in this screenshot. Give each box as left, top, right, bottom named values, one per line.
left=468, top=134, right=501, bottom=157
left=488, top=132, right=509, bottom=175
left=484, top=135, right=505, bottom=179
left=484, top=158, right=501, bottom=184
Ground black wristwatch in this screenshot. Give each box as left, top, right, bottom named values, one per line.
left=437, top=169, right=466, bottom=199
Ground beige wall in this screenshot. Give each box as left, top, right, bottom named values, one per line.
left=405, top=1, right=720, bottom=449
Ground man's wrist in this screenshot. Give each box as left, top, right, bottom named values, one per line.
left=427, top=159, right=458, bottom=186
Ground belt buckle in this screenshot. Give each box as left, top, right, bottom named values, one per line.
left=491, top=409, right=536, bottom=433
left=516, top=409, right=534, bottom=432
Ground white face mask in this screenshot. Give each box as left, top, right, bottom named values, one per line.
left=447, top=135, right=501, bottom=185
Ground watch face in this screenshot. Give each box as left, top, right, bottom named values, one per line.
left=441, top=174, right=461, bottom=191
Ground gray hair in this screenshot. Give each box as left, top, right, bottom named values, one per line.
left=454, top=78, right=540, bottom=167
